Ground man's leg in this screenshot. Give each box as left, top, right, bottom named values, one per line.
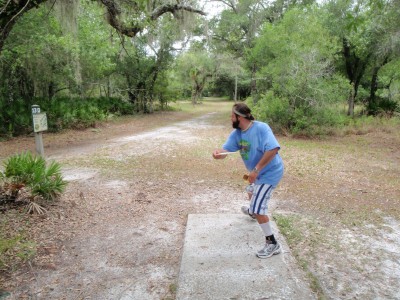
left=249, top=184, right=281, bottom=258
left=241, top=185, right=256, bottom=219
left=256, top=215, right=278, bottom=243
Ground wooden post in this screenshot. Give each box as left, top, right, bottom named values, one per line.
left=31, top=105, right=47, bottom=157
left=34, top=132, right=45, bottom=157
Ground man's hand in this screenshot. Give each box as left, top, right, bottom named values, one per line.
left=212, top=149, right=228, bottom=159
left=248, top=170, right=257, bottom=183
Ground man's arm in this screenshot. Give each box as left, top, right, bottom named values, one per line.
left=248, top=148, right=279, bottom=183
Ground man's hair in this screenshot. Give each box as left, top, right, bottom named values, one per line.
left=233, top=103, right=255, bottom=120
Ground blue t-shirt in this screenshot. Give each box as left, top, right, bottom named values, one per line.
left=222, top=121, right=284, bottom=187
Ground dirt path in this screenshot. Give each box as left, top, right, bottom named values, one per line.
left=2, top=104, right=251, bottom=299
left=1, top=101, right=400, bottom=299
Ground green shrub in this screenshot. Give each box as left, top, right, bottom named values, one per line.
left=249, top=91, right=292, bottom=132
left=367, top=97, right=399, bottom=116
left=0, top=98, right=32, bottom=137
left=2, top=151, right=67, bottom=201
left=0, top=96, right=135, bottom=137
left=250, top=92, right=345, bottom=136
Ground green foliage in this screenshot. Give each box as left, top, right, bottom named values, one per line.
left=0, top=98, right=32, bottom=137
left=0, top=0, right=173, bottom=136
left=2, top=152, right=67, bottom=201
left=152, top=72, right=180, bottom=109
left=0, top=0, right=399, bottom=138
left=112, top=21, right=179, bottom=112
left=42, top=97, right=134, bottom=130
left=211, top=0, right=277, bottom=57
left=78, top=1, right=118, bottom=85
left=323, top=0, right=400, bottom=115
left=173, top=50, right=216, bottom=103
left=0, top=96, right=135, bottom=137
left=0, top=6, right=80, bottom=100
left=248, top=7, right=352, bottom=135
left=250, top=91, right=292, bottom=132
left=367, top=97, right=399, bottom=116
left=250, top=91, right=348, bottom=136
left=252, top=6, right=344, bottom=96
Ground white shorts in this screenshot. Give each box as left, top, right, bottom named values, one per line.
left=248, top=184, right=275, bottom=216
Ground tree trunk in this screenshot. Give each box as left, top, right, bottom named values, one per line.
left=106, top=76, right=111, bottom=98
left=367, top=56, right=389, bottom=115
left=342, top=38, right=368, bottom=116
left=48, top=82, right=55, bottom=100
left=234, top=75, right=238, bottom=102
left=191, top=84, right=199, bottom=105
left=367, top=66, right=379, bottom=114
left=250, top=63, right=258, bottom=105
left=347, top=83, right=355, bottom=116
left=125, top=75, right=138, bottom=112
left=191, top=75, right=209, bottom=105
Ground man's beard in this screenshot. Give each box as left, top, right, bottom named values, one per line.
left=232, top=119, right=240, bottom=129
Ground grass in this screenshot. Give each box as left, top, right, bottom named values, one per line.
left=274, top=214, right=326, bottom=299
left=0, top=224, right=36, bottom=271
left=274, top=120, right=399, bottom=298
left=169, top=98, right=233, bottom=119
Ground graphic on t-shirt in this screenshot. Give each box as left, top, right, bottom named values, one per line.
left=239, top=140, right=250, bottom=160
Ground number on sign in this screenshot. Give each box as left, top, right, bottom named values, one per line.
left=32, top=107, right=41, bottom=114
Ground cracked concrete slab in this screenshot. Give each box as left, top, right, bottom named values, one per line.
left=176, top=214, right=316, bottom=300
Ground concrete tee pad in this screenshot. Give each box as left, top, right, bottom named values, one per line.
left=176, top=214, right=315, bottom=300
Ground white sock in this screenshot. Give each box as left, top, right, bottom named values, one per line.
left=259, top=222, right=273, bottom=236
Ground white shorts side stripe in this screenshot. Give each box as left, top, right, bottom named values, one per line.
left=249, top=184, right=275, bottom=215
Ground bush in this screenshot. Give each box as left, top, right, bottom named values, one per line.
left=0, top=96, right=135, bottom=137
left=249, top=91, right=353, bottom=137
left=0, top=98, right=32, bottom=137
left=249, top=91, right=292, bottom=133
left=367, top=97, right=399, bottom=116
left=1, top=151, right=67, bottom=201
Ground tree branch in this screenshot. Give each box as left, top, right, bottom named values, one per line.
left=0, top=0, right=46, bottom=53
left=100, top=0, right=206, bottom=38
left=0, top=0, right=13, bottom=15
left=151, top=4, right=206, bottom=20
left=100, top=0, right=141, bottom=37
left=211, top=0, right=236, bottom=13
left=3, top=0, right=31, bottom=33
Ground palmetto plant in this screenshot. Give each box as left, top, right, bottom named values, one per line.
left=30, top=161, right=67, bottom=200
left=1, top=152, right=67, bottom=213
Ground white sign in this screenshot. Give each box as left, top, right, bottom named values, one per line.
left=33, top=113, right=48, bottom=132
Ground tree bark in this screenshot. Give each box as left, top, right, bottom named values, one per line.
left=348, top=82, right=355, bottom=117
left=342, top=37, right=368, bottom=116
left=367, top=56, right=389, bottom=115
left=100, top=0, right=205, bottom=39
left=250, top=63, right=258, bottom=105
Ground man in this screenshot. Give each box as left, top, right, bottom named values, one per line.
left=212, top=103, right=284, bottom=258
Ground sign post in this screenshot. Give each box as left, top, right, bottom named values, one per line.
left=31, top=105, right=48, bottom=157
